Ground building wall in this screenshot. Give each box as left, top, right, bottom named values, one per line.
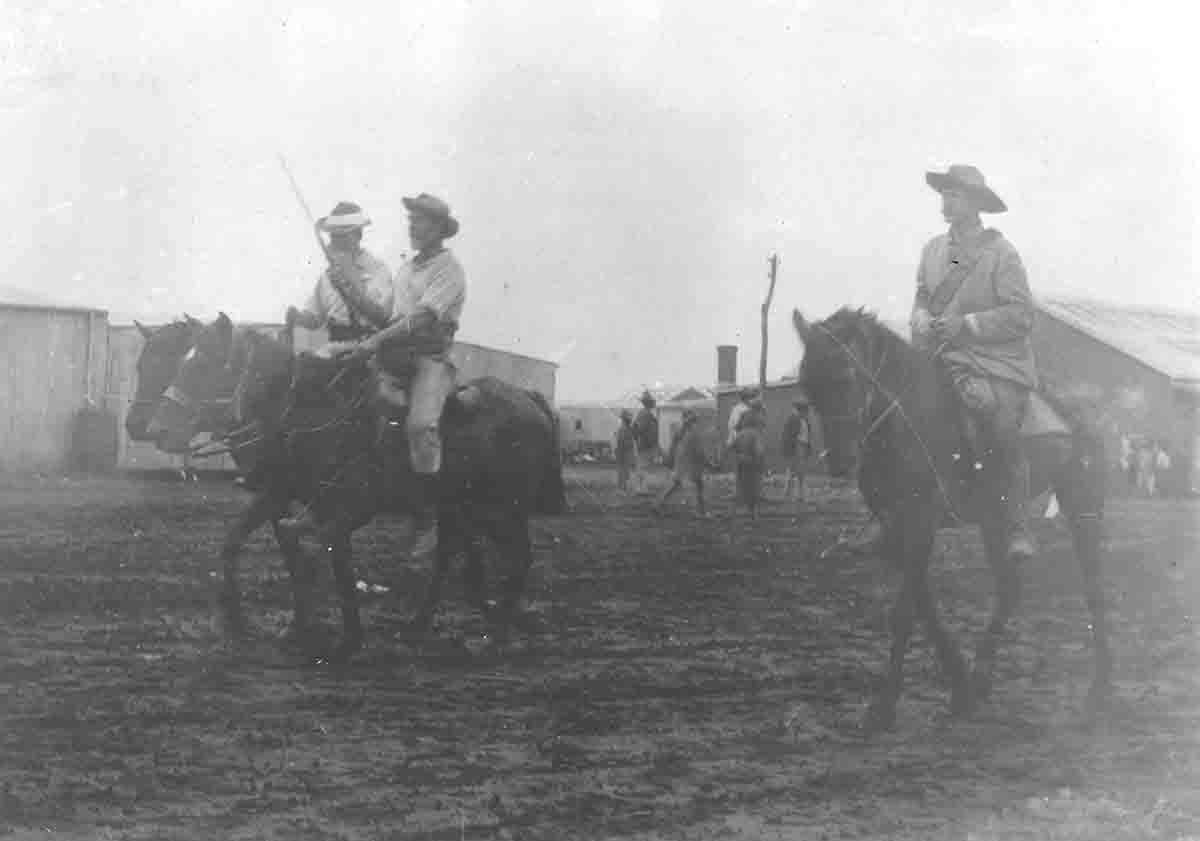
left=1, top=305, right=109, bottom=472
left=558, top=405, right=622, bottom=456
left=716, top=381, right=825, bottom=471
left=451, top=343, right=556, bottom=400
left=1031, top=312, right=1183, bottom=472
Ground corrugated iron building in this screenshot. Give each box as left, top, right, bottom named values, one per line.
left=1033, top=297, right=1200, bottom=491
left=0, top=297, right=110, bottom=472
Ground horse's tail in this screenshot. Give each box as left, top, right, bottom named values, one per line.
left=525, top=389, right=566, bottom=515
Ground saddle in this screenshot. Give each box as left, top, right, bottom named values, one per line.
left=951, top=385, right=1073, bottom=481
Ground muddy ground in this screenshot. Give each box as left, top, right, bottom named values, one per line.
left=1, top=467, right=1198, bottom=840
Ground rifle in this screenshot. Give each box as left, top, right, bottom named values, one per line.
left=277, top=153, right=357, bottom=346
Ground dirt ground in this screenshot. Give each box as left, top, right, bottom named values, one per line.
left=1, top=466, right=1198, bottom=840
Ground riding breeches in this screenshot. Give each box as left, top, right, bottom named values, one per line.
left=407, top=355, right=457, bottom=475
left=950, top=370, right=1032, bottom=538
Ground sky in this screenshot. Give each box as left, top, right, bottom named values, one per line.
left=3, top=0, right=1196, bottom=401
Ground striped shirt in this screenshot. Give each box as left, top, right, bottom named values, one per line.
left=391, top=249, right=466, bottom=328
left=304, top=248, right=393, bottom=329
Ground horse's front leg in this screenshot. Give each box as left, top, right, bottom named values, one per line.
left=219, top=490, right=284, bottom=641
left=325, top=528, right=364, bottom=663
left=270, top=518, right=317, bottom=647
left=972, top=519, right=1021, bottom=701
left=864, top=570, right=916, bottom=732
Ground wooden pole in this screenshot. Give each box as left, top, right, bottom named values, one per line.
left=759, top=254, right=778, bottom=392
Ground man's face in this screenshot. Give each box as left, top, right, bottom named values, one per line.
left=408, top=212, right=443, bottom=251
left=327, top=231, right=359, bottom=255
left=941, top=188, right=975, bottom=224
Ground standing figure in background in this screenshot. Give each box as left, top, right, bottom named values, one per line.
left=726, top=386, right=758, bottom=453
left=631, top=391, right=660, bottom=494
left=781, top=400, right=812, bottom=503
left=1153, top=441, right=1172, bottom=498
left=656, top=408, right=716, bottom=517
left=730, top=395, right=767, bottom=518
left=1136, top=442, right=1156, bottom=498
left=615, top=409, right=638, bottom=493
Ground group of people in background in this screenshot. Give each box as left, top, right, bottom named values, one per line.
left=613, top=386, right=814, bottom=519
left=1120, top=434, right=1178, bottom=498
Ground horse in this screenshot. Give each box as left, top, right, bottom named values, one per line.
left=127, top=316, right=325, bottom=642
left=147, top=313, right=565, bottom=661
left=793, top=307, right=1110, bottom=731
left=123, top=317, right=208, bottom=478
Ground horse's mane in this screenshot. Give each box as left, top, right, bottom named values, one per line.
left=822, top=307, right=925, bottom=382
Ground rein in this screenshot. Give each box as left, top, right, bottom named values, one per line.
left=813, top=320, right=964, bottom=523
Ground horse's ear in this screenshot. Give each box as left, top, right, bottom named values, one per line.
left=792, top=309, right=811, bottom=341
left=184, top=313, right=202, bottom=327
left=134, top=320, right=152, bottom=339
left=214, top=312, right=234, bottom=348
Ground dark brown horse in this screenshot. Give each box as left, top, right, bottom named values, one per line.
left=124, top=318, right=205, bottom=454
left=148, top=313, right=564, bottom=661
left=794, top=307, right=1110, bottom=730
left=128, top=317, right=318, bottom=641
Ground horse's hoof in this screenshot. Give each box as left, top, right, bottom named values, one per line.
left=1083, top=681, right=1112, bottom=719
left=393, top=615, right=433, bottom=643
left=950, top=686, right=976, bottom=719
left=860, top=699, right=897, bottom=734
left=220, top=613, right=248, bottom=643
left=970, top=668, right=994, bottom=702
left=329, top=635, right=363, bottom=665
left=507, top=607, right=551, bottom=636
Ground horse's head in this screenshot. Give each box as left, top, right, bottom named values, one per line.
left=125, top=316, right=203, bottom=443
left=793, top=307, right=882, bottom=478
left=146, top=312, right=242, bottom=451
left=229, top=330, right=296, bottom=427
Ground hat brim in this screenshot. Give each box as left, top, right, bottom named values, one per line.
left=403, top=198, right=459, bottom=239
left=316, top=212, right=372, bottom=232
left=925, top=172, right=1007, bottom=213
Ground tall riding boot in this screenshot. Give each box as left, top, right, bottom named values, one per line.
left=408, top=472, right=439, bottom=562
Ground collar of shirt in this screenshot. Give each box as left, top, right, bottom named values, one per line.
left=948, top=220, right=985, bottom=247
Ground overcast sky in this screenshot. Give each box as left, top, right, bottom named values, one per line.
left=4, top=0, right=1196, bottom=400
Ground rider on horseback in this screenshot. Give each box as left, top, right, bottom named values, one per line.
left=285, top=201, right=394, bottom=344
left=910, top=164, right=1039, bottom=563
left=237, top=202, right=393, bottom=495
left=277, top=195, right=464, bottom=558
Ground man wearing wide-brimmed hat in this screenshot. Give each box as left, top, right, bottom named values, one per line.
left=631, top=390, right=660, bottom=493
left=726, top=386, right=759, bottom=449
left=905, top=163, right=1039, bottom=563
left=286, top=201, right=394, bottom=344
left=350, top=193, right=466, bottom=558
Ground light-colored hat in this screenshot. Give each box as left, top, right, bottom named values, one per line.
left=403, top=193, right=459, bottom=239
left=316, top=201, right=372, bottom=233
left=925, top=165, right=1007, bottom=213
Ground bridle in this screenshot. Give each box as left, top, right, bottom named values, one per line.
left=811, top=321, right=900, bottom=449
left=811, top=318, right=963, bottom=521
